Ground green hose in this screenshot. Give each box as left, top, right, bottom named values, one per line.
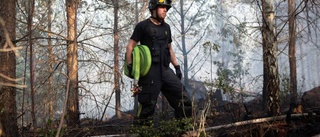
left=124, top=45, right=152, bottom=84
left=124, top=45, right=151, bottom=117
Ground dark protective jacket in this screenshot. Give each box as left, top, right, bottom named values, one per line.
left=130, top=18, right=192, bottom=119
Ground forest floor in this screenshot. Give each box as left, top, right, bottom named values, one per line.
left=74, top=113, right=320, bottom=137
left=201, top=98, right=320, bottom=137
left=22, top=97, right=320, bottom=137
left=74, top=101, right=320, bottom=137
left=204, top=112, right=320, bottom=137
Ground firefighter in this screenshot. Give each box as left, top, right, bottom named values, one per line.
left=125, top=0, right=192, bottom=123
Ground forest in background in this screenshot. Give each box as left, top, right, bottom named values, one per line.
left=1, top=0, right=320, bottom=136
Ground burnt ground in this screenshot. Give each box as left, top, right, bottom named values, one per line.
left=22, top=97, right=320, bottom=137
left=205, top=113, right=320, bottom=137
left=69, top=96, right=320, bottom=137
left=72, top=111, right=320, bottom=137
left=201, top=97, right=320, bottom=137
left=72, top=101, right=320, bottom=137
left=71, top=88, right=320, bottom=136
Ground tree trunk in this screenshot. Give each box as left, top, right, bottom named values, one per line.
left=112, top=0, right=122, bottom=119
left=28, top=0, right=37, bottom=131
left=288, top=0, right=297, bottom=104
left=315, top=7, right=320, bottom=88
left=47, top=0, right=54, bottom=120
left=262, top=0, right=280, bottom=116
left=0, top=0, right=19, bottom=136
left=180, top=0, right=189, bottom=85
left=66, top=0, right=80, bottom=128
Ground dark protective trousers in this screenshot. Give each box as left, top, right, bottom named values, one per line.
left=137, top=62, right=192, bottom=120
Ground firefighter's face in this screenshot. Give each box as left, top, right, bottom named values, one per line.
left=156, top=5, right=167, bottom=19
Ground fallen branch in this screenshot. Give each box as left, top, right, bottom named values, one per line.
left=0, top=73, right=24, bottom=82
left=205, top=113, right=315, bottom=131
left=0, top=82, right=27, bottom=89
left=0, top=46, right=23, bottom=52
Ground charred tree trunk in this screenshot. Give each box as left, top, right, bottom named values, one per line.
left=0, top=0, right=19, bottom=136
left=262, top=0, right=280, bottom=116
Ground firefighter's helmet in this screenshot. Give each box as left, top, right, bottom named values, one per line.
left=148, top=0, right=172, bottom=10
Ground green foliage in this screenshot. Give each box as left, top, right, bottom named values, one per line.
left=279, top=73, right=290, bottom=106
left=37, top=118, right=65, bottom=137
left=214, top=50, right=249, bottom=101
left=202, top=42, right=220, bottom=54
left=215, top=61, right=234, bottom=94
left=130, top=118, right=193, bottom=137
left=279, top=73, right=290, bottom=93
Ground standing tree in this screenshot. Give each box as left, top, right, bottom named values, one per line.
left=66, top=0, right=80, bottom=128
left=179, top=0, right=188, bottom=84
left=112, top=0, right=122, bottom=119
left=261, top=0, right=280, bottom=116
left=0, top=0, right=20, bottom=136
left=47, top=0, right=55, bottom=121
left=27, top=0, right=37, bottom=131
left=169, top=0, right=208, bottom=86
left=288, top=0, right=297, bottom=104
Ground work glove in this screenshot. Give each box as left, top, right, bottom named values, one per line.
left=131, top=84, right=142, bottom=97
left=175, top=65, right=182, bottom=80
left=127, top=64, right=133, bottom=77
